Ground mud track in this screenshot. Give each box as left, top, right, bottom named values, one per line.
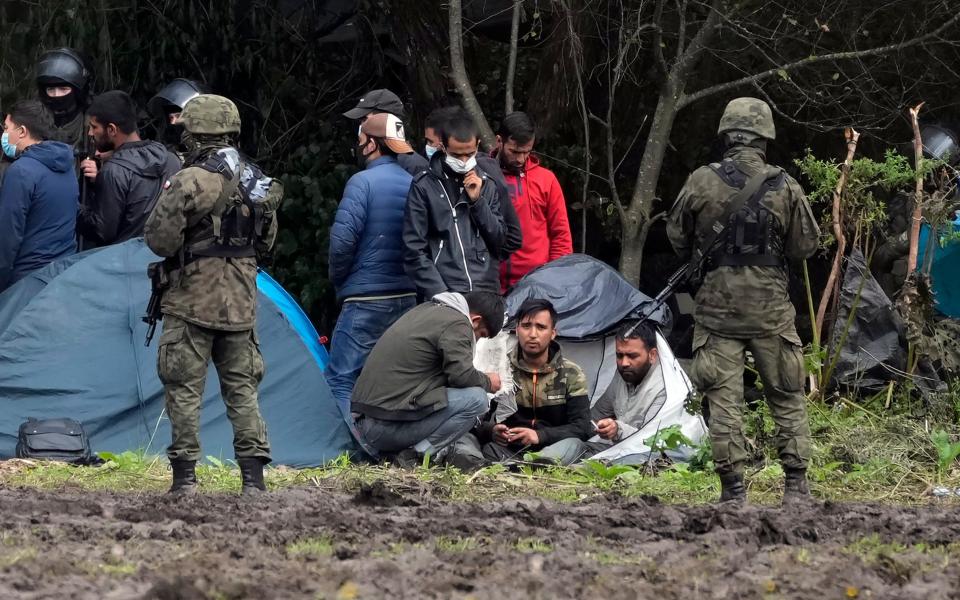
left=0, top=485, right=958, bottom=599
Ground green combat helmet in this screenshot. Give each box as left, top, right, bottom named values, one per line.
left=717, top=97, right=776, bottom=140
left=180, top=94, right=241, bottom=135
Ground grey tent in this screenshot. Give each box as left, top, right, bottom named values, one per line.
left=0, top=239, right=356, bottom=466
left=502, top=254, right=706, bottom=464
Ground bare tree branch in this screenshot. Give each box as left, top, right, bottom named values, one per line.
left=679, top=11, right=960, bottom=108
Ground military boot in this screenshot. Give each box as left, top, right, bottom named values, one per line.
left=238, top=457, right=267, bottom=495
left=718, top=472, right=746, bottom=504
left=168, top=459, right=197, bottom=495
left=782, top=467, right=811, bottom=505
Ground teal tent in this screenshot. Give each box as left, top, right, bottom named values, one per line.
left=0, top=239, right=356, bottom=466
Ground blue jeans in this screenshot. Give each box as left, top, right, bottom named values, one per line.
left=356, top=387, right=489, bottom=456
left=325, top=296, right=416, bottom=414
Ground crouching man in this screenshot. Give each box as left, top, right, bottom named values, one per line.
left=452, top=298, right=591, bottom=467
left=538, top=321, right=667, bottom=464
left=351, top=291, right=504, bottom=464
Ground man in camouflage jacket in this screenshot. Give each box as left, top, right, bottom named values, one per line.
left=144, top=94, right=277, bottom=496
left=447, top=298, right=592, bottom=469
left=666, top=97, right=820, bottom=505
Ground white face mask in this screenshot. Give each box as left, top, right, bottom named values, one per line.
left=444, top=154, right=477, bottom=174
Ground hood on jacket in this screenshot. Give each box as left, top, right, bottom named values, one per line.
left=109, top=140, right=177, bottom=178
left=432, top=291, right=471, bottom=320
left=510, top=340, right=563, bottom=374
left=20, top=141, right=74, bottom=173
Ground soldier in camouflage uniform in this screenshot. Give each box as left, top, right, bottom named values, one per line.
left=666, top=98, right=821, bottom=505
left=448, top=298, right=592, bottom=468
left=144, top=95, right=278, bottom=495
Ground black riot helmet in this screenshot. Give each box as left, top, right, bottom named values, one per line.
left=36, top=48, right=93, bottom=123
left=147, top=78, right=206, bottom=119
left=921, top=125, right=960, bottom=166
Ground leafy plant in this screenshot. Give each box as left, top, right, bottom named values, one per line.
left=931, top=429, right=960, bottom=479
left=643, top=424, right=694, bottom=457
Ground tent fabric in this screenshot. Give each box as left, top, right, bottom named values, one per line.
left=500, top=258, right=705, bottom=464
left=505, top=254, right=671, bottom=339
left=918, top=216, right=960, bottom=319
left=0, top=239, right=355, bottom=467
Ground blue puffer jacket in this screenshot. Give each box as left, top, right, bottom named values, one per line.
left=0, top=141, right=78, bottom=291
left=329, top=156, right=416, bottom=301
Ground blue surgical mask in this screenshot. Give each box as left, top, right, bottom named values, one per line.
left=425, top=144, right=438, bottom=160
left=1, top=132, right=17, bottom=159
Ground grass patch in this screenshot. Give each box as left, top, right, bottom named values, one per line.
left=0, top=547, right=37, bottom=568
left=514, top=537, right=552, bottom=553
left=435, top=535, right=483, bottom=553
left=286, top=536, right=334, bottom=559
left=5, top=399, right=960, bottom=505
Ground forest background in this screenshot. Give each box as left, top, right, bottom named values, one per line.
left=1, top=0, right=958, bottom=343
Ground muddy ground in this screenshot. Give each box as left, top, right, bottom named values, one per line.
left=0, top=484, right=958, bottom=600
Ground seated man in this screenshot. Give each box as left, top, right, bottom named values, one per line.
left=351, top=291, right=504, bottom=464
left=452, top=298, right=591, bottom=468
left=538, top=320, right=666, bottom=465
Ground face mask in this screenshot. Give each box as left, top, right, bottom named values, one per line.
left=444, top=154, right=477, bottom=175
left=355, top=140, right=373, bottom=168
left=425, top=145, right=438, bottom=160
left=1, top=132, right=17, bottom=159
left=41, top=92, right=78, bottom=120
left=181, top=130, right=201, bottom=154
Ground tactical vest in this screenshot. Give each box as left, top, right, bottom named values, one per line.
left=181, top=147, right=281, bottom=264
left=707, top=158, right=786, bottom=269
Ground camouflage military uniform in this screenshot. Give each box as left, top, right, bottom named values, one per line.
left=143, top=97, right=276, bottom=466
left=666, top=99, right=820, bottom=481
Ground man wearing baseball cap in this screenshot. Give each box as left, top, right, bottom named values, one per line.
left=325, top=112, right=419, bottom=412
left=343, top=89, right=429, bottom=177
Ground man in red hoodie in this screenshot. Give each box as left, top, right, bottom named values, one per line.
left=495, top=112, right=573, bottom=293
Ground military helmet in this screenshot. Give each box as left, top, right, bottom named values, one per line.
left=921, top=124, right=960, bottom=166
left=179, top=94, right=241, bottom=135
left=718, top=97, right=776, bottom=140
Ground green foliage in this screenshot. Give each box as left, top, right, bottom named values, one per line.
left=270, top=142, right=354, bottom=330
left=286, top=536, right=334, bottom=559
left=643, top=424, right=694, bottom=456
left=930, top=429, right=960, bottom=478
left=513, top=537, right=553, bottom=553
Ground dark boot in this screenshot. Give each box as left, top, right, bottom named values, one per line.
left=718, top=472, right=746, bottom=504
left=238, top=457, right=267, bottom=495
left=783, top=467, right=810, bottom=505
left=168, top=459, right=197, bottom=495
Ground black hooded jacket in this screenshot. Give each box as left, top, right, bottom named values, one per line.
left=78, top=140, right=180, bottom=247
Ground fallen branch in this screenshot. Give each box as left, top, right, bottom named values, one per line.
left=907, top=102, right=925, bottom=275
left=815, top=127, right=861, bottom=340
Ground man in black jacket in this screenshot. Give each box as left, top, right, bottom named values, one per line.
left=78, top=91, right=180, bottom=247
left=402, top=109, right=510, bottom=298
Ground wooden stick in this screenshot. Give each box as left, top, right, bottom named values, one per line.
left=816, top=127, right=861, bottom=340
left=907, top=102, right=925, bottom=275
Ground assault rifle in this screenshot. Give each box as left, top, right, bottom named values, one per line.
left=143, top=261, right=170, bottom=346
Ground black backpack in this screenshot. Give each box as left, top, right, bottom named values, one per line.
left=15, top=418, right=99, bottom=465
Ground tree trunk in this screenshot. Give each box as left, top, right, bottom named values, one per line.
left=907, top=102, right=925, bottom=276
left=448, top=0, right=495, bottom=148
left=619, top=83, right=682, bottom=284
left=505, top=0, right=522, bottom=114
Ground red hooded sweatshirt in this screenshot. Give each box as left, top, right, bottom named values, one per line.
left=498, top=155, right=574, bottom=292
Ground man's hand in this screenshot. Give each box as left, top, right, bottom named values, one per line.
left=506, top=427, right=539, bottom=446
left=492, top=423, right=510, bottom=446
left=463, top=170, right=483, bottom=202
left=80, top=158, right=98, bottom=181
left=485, top=372, right=502, bottom=393
left=596, top=418, right=619, bottom=441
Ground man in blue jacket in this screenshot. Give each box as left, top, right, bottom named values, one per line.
left=0, top=100, right=78, bottom=291
left=326, top=112, right=418, bottom=411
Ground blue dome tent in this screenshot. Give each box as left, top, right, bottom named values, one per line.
left=0, top=239, right=356, bottom=467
